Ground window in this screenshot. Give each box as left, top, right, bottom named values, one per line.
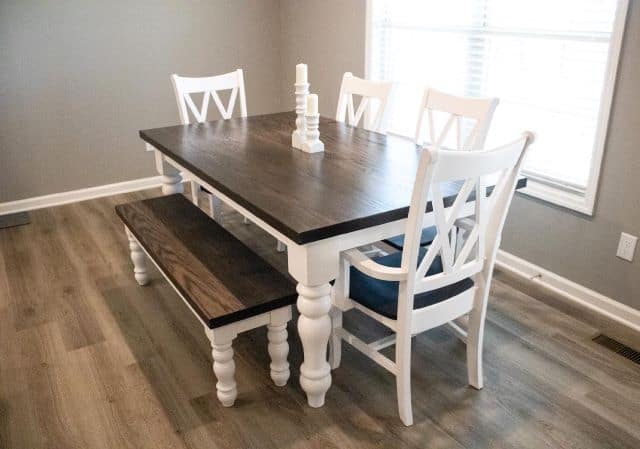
left=366, top=0, right=628, bottom=214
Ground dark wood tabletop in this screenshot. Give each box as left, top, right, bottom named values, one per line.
left=140, top=112, right=525, bottom=244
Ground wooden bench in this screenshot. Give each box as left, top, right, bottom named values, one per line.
left=115, top=194, right=297, bottom=407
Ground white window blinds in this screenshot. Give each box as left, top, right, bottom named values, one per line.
left=368, top=0, right=626, bottom=197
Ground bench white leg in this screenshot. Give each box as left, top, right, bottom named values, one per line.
left=243, top=216, right=250, bottom=225
left=276, top=240, right=286, bottom=252
left=207, top=329, right=238, bottom=407
left=268, top=307, right=291, bottom=386
left=125, top=227, right=149, bottom=286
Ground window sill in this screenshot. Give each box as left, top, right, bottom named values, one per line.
left=383, top=130, right=598, bottom=216
left=517, top=178, right=595, bottom=216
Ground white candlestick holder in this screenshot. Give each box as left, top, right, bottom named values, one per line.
left=292, top=82, right=310, bottom=149
left=302, top=113, right=324, bottom=153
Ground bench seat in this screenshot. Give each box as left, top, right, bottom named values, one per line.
left=116, top=194, right=296, bottom=328
left=116, top=194, right=296, bottom=406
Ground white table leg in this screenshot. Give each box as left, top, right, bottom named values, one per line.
left=155, top=151, right=184, bottom=195
left=296, top=282, right=332, bottom=407
left=287, top=244, right=338, bottom=408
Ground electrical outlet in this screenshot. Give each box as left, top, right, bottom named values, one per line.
left=616, top=232, right=637, bottom=262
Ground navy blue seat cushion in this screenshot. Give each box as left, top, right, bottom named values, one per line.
left=383, top=226, right=438, bottom=251
left=349, top=249, right=474, bottom=320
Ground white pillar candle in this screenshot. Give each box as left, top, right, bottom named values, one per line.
left=296, top=63, right=308, bottom=84
left=306, top=94, right=318, bottom=115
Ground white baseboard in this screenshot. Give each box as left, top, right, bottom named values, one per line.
left=495, top=249, right=640, bottom=334
left=0, top=176, right=164, bottom=216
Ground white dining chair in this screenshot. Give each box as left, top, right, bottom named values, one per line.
left=329, top=132, right=534, bottom=426
left=171, top=69, right=249, bottom=223
left=415, top=88, right=499, bottom=148
left=384, top=88, right=500, bottom=252
left=335, top=72, right=393, bottom=133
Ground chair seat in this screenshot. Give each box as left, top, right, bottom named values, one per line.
left=383, top=226, right=437, bottom=251
left=349, top=249, right=474, bottom=320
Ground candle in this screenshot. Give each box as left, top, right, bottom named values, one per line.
left=296, top=63, right=308, bottom=84
left=306, top=94, right=318, bottom=115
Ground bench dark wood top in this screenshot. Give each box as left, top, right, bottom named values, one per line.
left=140, top=112, right=526, bottom=245
left=115, top=194, right=297, bottom=329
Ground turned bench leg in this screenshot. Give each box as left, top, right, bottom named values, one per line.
left=268, top=307, right=291, bottom=386
left=125, top=227, right=150, bottom=286
left=206, top=328, right=238, bottom=407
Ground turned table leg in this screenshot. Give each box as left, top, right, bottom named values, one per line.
left=296, top=283, right=332, bottom=407
left=155, top=152, right=184, bottom=195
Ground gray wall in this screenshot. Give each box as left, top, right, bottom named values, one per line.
left=277, top=0, right=640, bottom=310
left=0, top=0, right=282, bottom=202
left=278, top=0, right=366, bottom=115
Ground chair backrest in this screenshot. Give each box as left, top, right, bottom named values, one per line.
left=171, top=69, right=247, bottom=124
left=414, top=88, right=499, bottom=151
left=335, top=72, right=393, bottom=133
left=399, top=132, right=534, bottom=314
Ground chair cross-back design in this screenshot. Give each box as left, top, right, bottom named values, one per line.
left=170, top=69, right=257, bottom=232
left=382, top=89, right=500, bottom=252
left=335, top=72, right=393, bottom=133
left=171, top=69, right=247, bottom=125
left=329, top=132, right=534, bottom=426
left=403, top=135, right=532, bottom=300
left=414, top=88, right=499, bottom=150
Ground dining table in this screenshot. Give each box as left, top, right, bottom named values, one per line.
left=139, top=111, right=526, bottom=408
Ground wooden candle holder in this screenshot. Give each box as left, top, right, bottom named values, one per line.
left=302, top=113, right=324, bottom=153
left=292, top=82, right=309, bottom=149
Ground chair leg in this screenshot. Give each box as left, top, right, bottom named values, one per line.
left=467, top=280, right=489, bottom=389
left=207, top=328, right=237, bottom=407
left=395, top=332, right=413, bottom=426
left=190, top=181, right=199, bottom=205
left=328, top=307, right=342, bottom=370
left=268, top=308, right=291, bottom=387
left=126, top=227, right=149, bottom=286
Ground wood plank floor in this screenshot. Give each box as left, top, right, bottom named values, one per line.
left=1, top=188, right=639, bottom=449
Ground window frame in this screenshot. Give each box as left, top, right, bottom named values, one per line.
left=364, top=0, right=629, bottom=215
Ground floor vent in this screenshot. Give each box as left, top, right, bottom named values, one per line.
left=592, top=334, right=640, bottom=365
